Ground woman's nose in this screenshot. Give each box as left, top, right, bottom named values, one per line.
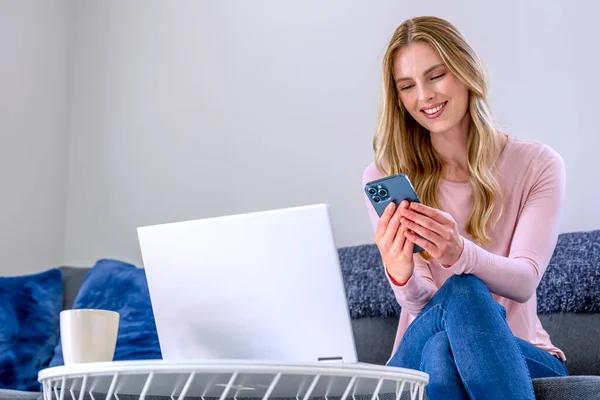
left=417, top=85, right=434, bottom=103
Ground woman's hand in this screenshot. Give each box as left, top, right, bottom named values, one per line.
left=374, top=200, right=415, bottom=285
left=400, top=202, right=464, bottom=266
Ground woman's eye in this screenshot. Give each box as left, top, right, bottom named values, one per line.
left=400, top=84, right=414, bottom=91
left=431, top=73, right=445, bottom=80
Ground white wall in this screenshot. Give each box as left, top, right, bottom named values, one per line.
left=64, top=0, right=600, bottom=267
left=0, top=1, right=74, bottom=275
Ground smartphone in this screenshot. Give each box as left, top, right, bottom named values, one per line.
left=364, top=173, right=425, bottom=253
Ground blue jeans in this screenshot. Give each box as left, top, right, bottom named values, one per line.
left=387, top=274, right=568, bottom=399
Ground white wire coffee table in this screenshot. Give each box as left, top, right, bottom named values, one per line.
left=38, top=360, right=428, bottom=400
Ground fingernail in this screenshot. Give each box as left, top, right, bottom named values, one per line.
left=386, top=203, right=394, bottom=211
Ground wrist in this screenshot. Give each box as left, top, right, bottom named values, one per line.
left=385, top=266, right=412, bottom=286
left=443, top=236, right=465, bottom=268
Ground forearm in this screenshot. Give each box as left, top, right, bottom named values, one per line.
left=385, top=266, right=437, bottom=314
left=446, top=238, right=543, bottom=303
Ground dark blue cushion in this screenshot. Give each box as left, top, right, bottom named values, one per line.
left=338, top=230, right=600, bottom=318
left=49, top=259, right=161, bottom=366
left=0, top=269, right=62, bottom=391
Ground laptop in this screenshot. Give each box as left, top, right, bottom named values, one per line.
left=136, top=204, right=358, bottom=364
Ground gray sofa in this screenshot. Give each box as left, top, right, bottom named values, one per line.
left=340, top=229, right=600, bottom=398
left=2, top=230, right=599, bottom=399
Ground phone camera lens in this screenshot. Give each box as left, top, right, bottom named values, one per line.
left=373, top=196, right=381, bottom=203
left=378, top=189, right=388, bottom=197
left=368, top=188, right=377, bottom=195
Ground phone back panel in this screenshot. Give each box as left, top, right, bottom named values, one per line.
left=364, top=174, right=420, bottom=217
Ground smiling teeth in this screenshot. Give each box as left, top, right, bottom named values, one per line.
left=424, top=103, right=445, bottom=114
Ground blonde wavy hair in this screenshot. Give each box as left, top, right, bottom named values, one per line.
left=374, top=16, right=504, bottom=248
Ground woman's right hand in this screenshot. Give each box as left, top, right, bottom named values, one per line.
left=374, top=200, right=415, bottom=285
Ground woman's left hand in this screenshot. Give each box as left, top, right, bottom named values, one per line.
left=400, top=202, right=464, bottom=266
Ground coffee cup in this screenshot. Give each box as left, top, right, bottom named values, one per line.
left=60, top=309, right=120, bottom=365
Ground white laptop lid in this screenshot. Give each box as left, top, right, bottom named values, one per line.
left=137, top=204, right=358, bottom=363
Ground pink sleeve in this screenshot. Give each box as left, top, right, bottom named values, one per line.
left=445, top=148, right=566, bottom=303
left=362, top=163, right=437, bottom=314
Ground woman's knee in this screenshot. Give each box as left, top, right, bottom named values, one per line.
left=437, top=274, right=506, bottom=318
left=441, top=274, right=490, bottom=298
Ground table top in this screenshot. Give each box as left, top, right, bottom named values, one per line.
left=39, top=360, right=428, bottom=400
left=39, top=359, right=428, bottom=380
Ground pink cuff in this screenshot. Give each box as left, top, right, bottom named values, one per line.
left=385, top=267, right=412, bottom=287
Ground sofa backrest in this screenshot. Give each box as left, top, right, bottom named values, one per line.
left=339, top=229, right=600, bottom=319
left=59, top=266, right=90, bottom=310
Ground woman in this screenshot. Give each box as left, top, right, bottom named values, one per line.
left=362, top=16, right=568, bottom=399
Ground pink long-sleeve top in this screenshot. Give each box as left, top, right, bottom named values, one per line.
left=362, top=135, right=567, bottom=361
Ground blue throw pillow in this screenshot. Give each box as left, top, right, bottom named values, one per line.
left=49, top=259, right=161, bottom=366
left=0, top=269, right=63, bottom=391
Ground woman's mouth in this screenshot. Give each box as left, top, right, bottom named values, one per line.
left=421, top=101, right=447, bottom=119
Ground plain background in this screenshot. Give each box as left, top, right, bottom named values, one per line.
left=0, top=2, right=73, bottom=275
left=1, top=0, right=598, bottom=274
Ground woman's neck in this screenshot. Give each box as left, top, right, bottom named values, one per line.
left=429, top=116, right=508, bottom=183
left=430, top=113, right=470, bottom=182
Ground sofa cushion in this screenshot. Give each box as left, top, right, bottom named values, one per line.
left=373, top=376, right=600, bottom=399
left=0, top=269, right=63, bottom=391
left=353, top=312, right=600, bottom=375
left=339, top=230, right=600, bottom=319
left=537, top=229, right=600, bottom=313
left=49, top=259, right=161, bottom=366
left=338, top=244, right=399, bottom=319
left=532, top=376, right=600, bottom=399
left=538, top=312, right=600, bottom=376
left=0, top=389, right=42, bottom=400
left=351, top=317, right=397, bottom=365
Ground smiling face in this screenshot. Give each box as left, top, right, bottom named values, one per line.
left=393, top=41, right=470, bottom=135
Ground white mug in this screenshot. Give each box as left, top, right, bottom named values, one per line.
left=60, top=309, right=120, bottom=365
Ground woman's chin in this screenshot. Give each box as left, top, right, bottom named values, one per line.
left=422, top=120, right=453, bottom=135
left=425, top=116, right=469, bottom=135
